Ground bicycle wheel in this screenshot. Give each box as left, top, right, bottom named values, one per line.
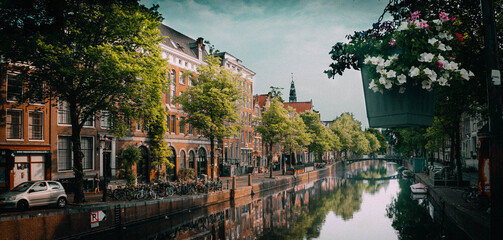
left=114, top=189, right=125, bottom=201
left=166, top=186, right=174, bottom=197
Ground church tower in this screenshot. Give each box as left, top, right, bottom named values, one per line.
left=289, top=73, right=297, bottom=102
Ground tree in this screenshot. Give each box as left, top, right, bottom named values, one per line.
left=366, top=128, right=387, bottom=154
left=283, top=109, right=312, bottom=167
left=364, top=131, right=381, bottom=155
left=119, top=145, right=142, bottom=186
left=255, top=97, right=290, bottom=177
left=300, top=110, right=340, bottom=162
left=330, top=113, right=363, bottom=158
left=175, top=55, right=243, bottom=179
left=0, top=0, right=169, bottom=203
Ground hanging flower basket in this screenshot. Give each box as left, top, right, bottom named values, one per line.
left=326, top=11, right=474, bottom=128
left=361, top=63, right=434, bottom=128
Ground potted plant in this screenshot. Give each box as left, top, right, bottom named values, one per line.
left=326, top=11, right=474, bottom=128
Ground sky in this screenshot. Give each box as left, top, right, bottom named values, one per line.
left=142, top=0, right=391, bottom=127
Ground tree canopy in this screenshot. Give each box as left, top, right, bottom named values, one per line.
left=0, top=0, right=169, bottom=202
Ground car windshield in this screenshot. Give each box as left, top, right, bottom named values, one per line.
left=11, top=182, right=35, bottom=192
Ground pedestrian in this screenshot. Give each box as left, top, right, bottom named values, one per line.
left=94, top=172, right=100, bottom=193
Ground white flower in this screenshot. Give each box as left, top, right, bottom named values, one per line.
left=370, top=56, right=380, bottom=65
left=422, top=80, right=432, bottom=90
left=376, top=65, right=386, bottom=74
left=445, top=46, right=452, bottom=51
left=384, top=80, right=393, bottom=89
left=397, top=21, right=408, bottom=31
left=428, top=38, right=438, bottom=45
left=389, top=54, right=399, bottom=61
left=438, top=43, right=446, bottom=51
left=399, top=87, right=406, bottom=93
left=369, top=80, right=379, bottom=92
left=444, top=61, right=459, bottom=71
left=379, top=76, right=387, bottom=85
left=409, top=67, right=420, bottom=77
left=377, top=57, right=385, bottom=66
left=364, top=56, right=372, bottom=64
left=459, top=68, right=470, bottom=80
left=433, top=19, right=442, bottom=25
left=423, top=68, right=437, bottom=81
left=468, top=71, right=475, bottom=77
left=438, top=77, right=449, bottom=86
left=446, top=34, right=453, bottom=40
left=386, top=70, right=396, bottom=78
left=438, top=32, right=449, bottom=39
left=397, top=74, right=407, bottom=85
left=383, top=59, right=392, bottom=67
left=437, top=54, right=445, bottom=61
left=419, top=53, right=434, bottom=62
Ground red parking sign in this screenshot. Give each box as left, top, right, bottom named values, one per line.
left=90, top=211, right=99, bottom=223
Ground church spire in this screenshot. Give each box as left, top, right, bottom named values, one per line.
left=289, top=73, right=297, bottom=102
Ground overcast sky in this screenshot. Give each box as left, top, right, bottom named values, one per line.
left=142, top=0, right=391, bottom=127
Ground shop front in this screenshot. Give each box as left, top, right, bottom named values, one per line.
left=0, top=149, right=51, bottom=192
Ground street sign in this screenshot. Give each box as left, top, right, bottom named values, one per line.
left=90, top=210, right=106, bottom=228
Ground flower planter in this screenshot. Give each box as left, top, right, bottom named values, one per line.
left=361, top=64, right=435, bottom=128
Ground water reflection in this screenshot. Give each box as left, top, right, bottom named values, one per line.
left=96, top=161, right=451, bottom=240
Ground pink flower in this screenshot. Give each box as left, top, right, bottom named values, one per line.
left=411, top=11, right=421, bottom=20
left=390, top=39, right=396, bottom=46
left=437, top=61, right=444, bottom=69
left=451, top=57, right=456, bottom=60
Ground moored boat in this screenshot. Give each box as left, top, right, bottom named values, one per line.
left=410, top=182, right=428, bottom=194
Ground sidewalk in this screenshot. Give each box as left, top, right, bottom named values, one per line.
left=67, top=169, right=295, bottom=206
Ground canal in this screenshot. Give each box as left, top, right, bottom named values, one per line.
left=95, top=160, right=457, bottom=240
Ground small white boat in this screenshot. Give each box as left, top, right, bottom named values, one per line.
left=410, top=182, right=428, bottom=194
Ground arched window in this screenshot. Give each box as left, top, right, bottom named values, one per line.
left=197, top=148, right=207, bottom=176
left=180, top=150, right=186, bottom=169
left=189, top=150, right=195, bottom=169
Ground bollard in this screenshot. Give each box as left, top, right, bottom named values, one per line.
left=232, top=176, right=237, bottom=190
left=248, top=173, right=252, bottom=186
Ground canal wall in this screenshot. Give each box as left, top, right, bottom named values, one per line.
left=0, top=164, right=337, bottom=240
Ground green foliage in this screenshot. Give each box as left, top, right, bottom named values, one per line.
left=366, top=128, right=387, bottom=154
left=119, top=145, right=141, bottom=185
left=0, top=0, right=168, bottom=202
left=175, top=55, right=243, bottom=142
left=300, top=110, right=340, bottom=159
left=255, top=98, right=290, bottom=159
left=283, top=109, right=312, bottom=153
left=387, top=128, right=427, bottom=156
left=330, top=113, right=365, bottom=156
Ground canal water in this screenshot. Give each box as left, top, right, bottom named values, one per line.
left=98, top=160, right=454, bottom=240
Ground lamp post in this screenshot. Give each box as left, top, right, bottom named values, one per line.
left=480, top=0, right=502, bottom=235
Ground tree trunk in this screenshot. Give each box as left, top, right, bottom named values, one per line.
left=269, top=143, right=273, bottom=178
left=70, top=102, right=85, bottom=203
left=210, top=137, right=215, bottom=180
left=455, top=124, right=463, bottom=185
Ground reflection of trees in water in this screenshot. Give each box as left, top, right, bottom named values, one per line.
left=386, top=179, right=443, bottom=240
left=355, top=166, right=388, bottom=179
left=262, top=177, right=389, bottom=240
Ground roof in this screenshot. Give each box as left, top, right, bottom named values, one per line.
left=255, top=94, right=269, bottom=109
left=158, top=24, right=207, bottom=59
left=283, top=101, right=313, bottom=114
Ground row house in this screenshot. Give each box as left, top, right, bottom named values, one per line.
left=0, top=24, right=261, bottom=191
left=215, top=52, right=257, bottom=176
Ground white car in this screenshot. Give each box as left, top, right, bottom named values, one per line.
left=0, top=181, right=68, bottom=211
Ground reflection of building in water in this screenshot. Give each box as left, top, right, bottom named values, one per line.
left=157, top=177, right=341, bottom=240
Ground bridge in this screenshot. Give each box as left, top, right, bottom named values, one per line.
left=345, top=157, right=403, bottom=165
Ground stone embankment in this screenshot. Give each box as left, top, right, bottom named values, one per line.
left=0, top=163, right=338, bottom=240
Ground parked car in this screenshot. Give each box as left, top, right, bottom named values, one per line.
left=0, top=180, right=67, bottom=211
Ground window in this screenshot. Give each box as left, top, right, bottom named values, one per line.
left=179, top=71, right=185, bottom=84
left=48, top=182, right=61, bottom=189
left=170, top=82, right=176, bottom=106
left=171, top=115, right=176, bottom=133
left=32, top=182, right=47, bottom=192
left=189, top=150, right=195, bottom=169
left=179, top=91, right=183, bottom=107
left=188, top=123, right=194, bottom=135
left=179, top=117, right=185, bottom=135
left=180, top=150, right=186, bottom=169
left=136, top=119, right=143, bottom=131
left=170, top=69, right=176, bottom=82
left=82, top=114, right=94, bottom=127
left=58, top=136, right=93, bottom=171
left=7, top=109, right=23, bottom=139
left=100, top=111, right=110, bottom=129
left=57, top=101, right=71, bottom=125
left=29, top=111, right=43, bottom=140
left=58, top=136, right=72, bottom=171
left=7, top=74, right=23, bottom=101
left=166, top=115, right=171, bottom=133
left=81, top=137, right=93, bottom=170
